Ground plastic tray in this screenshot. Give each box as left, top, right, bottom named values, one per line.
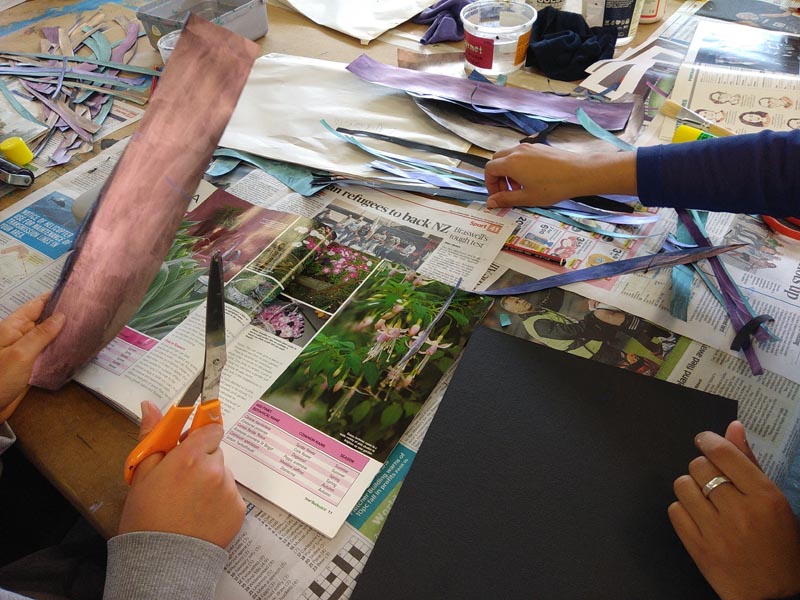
left=137, top=0, right=268, bottom=49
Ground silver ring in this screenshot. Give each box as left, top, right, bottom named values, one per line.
left=702, top=475, right=732, bottom=497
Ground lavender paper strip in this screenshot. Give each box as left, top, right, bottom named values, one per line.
left=482, top=244, right=743, bottom=296
left=346, top=54, right=634, bottom=131
left=30, top=16, right=261, bottom=390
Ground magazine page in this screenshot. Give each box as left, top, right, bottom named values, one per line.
left=72, top=189, right=326, bottom=418
left=476, top=264, right=800, bottom=489
left=659, top=20, right=800, bottom=140
left=220, top=260, right=493, bottom=537
left=212, top=367, right=458, bottom=600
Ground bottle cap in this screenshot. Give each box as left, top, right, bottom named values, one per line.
left=0, top=136, right=34, bottom=166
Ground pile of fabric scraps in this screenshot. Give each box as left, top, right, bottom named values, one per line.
left=0, top=12, right=157, bottom=167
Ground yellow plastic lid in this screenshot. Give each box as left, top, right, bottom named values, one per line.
left=0, top=136, right=34, bottom=166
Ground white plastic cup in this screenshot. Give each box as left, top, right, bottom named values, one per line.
left=157, top=29, right=182, bottom=64
left=460, top=1, right=537, bottom=77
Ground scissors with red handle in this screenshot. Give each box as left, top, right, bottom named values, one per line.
left=124, top=251, right=227, bottom=484
left=762, top=215, right=800, bottom=241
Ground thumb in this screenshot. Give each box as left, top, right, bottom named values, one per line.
left=16, top=312, right=65, bottom=361
left=725, top=420, right=760, bottom=469
left=139, top=400, right=163, bottom=440
left=129, top=401, right=165, bottom=485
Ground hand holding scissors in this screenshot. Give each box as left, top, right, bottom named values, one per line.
left=124, top=252, right=227, bottom=484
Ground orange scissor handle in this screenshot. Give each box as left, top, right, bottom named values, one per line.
left=189, top=399, right=223, bottom=432
left=124, top=404, right=194, bottom=485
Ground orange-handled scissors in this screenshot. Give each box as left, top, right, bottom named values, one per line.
left=124, top=252, right=227, bottom=484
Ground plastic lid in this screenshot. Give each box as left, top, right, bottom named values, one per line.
left=0, top=136, right=33, bottom=166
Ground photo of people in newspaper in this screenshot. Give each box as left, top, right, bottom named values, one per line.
left=259, top=262, right=493, bottom=462
left=317, top=202, right=442, bottom=271
left=482, top=269, right=678, bottom=376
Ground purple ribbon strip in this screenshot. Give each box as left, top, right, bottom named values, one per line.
left=482, top=244, right=743, bottom=296
left=345, top=54, right=634, bottom=131
left=677, top=210, right=774, bottom=375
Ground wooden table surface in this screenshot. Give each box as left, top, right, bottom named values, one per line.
left=0, top=0, right=676, bottom=540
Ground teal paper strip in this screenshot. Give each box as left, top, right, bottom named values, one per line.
left=524, top=207, right=654, bottom=240
left=0, top=79, right=46, bottom=126
left=85, top=31, right=112, bottom=62
left=669, top=211, right=707, bottom=320
left=576, top=108, right=636, bottom=152
left=0, top=50, right=160, bottom=76
left=212, top=148, right=329, bottom=196
left=206, top=156, right=241, bottom=177
left=93, top=97, right=113, bottom=126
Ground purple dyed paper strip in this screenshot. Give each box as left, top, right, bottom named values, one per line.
left=482, top=244, right=743, bottom=297
left=110, top=21, right=139, bottom=64
left=346, top=54, right=634, bottom=131
left=19, top=80, right=94, bottom=142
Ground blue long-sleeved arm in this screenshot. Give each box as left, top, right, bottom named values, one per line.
left=636, top=130, right=800, bottom=217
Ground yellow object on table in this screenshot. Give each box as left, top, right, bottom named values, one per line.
left=0, top=136, right=34, bottom=166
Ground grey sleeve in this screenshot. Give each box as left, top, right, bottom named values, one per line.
left=103, top=532, right=228, bottom=600
left=0, top=589, right=33, bottom=600
left=0, top=422, right=15, bottom=457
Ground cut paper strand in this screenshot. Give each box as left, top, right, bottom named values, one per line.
left=676, top=210, right=776, bottom=375
left=523, top=207, right=655, bottom=240
left=482, top=244, right=744, bottom=297
left=576, top=107, right=636, bottom=151
left=345, top=54, right=634, bottom=131
left=335, top=126, right=489, bottom=168
left=29, top=16, right=260, bottom=390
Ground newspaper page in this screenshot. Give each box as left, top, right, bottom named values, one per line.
left=488, top=207, right=800, bottom=386
left=659, top=19, right=800, bottom=141
left=476, top=261, right=800, bottom=489
left=222, top=167, right=517, bottom=291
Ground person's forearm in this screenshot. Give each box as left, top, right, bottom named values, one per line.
left=574, top=151, right=638, bottom=198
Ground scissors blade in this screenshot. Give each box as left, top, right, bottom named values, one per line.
left=202, top=251, right=227, bottom=403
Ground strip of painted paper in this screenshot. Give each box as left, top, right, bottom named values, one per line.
left=29, top=15, right=260, bottom=389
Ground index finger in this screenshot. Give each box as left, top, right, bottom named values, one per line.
left=695, top=431, right=770, bottom=494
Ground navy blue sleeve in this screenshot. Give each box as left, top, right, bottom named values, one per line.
left=636, top=130, right=800, bottom=217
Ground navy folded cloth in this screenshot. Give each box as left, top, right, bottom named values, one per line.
left=413, top=0, right=474, bottom=45
left=526, top=7, right=618, bottom=81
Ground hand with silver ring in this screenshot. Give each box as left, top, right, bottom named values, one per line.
left=668, top=421, right=800, bottom=600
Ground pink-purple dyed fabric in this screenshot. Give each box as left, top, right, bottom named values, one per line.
left=30, top=16, right=260, bottom=389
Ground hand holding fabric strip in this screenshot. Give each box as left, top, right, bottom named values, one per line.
left=0, top=295, right=64, bottom=422
left=669, top=422, right=800, bottom=600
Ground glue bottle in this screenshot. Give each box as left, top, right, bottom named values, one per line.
left=671, top=124, right=717, bottom=143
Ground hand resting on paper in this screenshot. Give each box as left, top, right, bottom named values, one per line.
left=483, top=144, right=637, bottom=209
left=669, top=421, right=800, bottom=600
left=118, top=400, right=246, bottom=548
left=0, top=294, right=65, bottom=422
